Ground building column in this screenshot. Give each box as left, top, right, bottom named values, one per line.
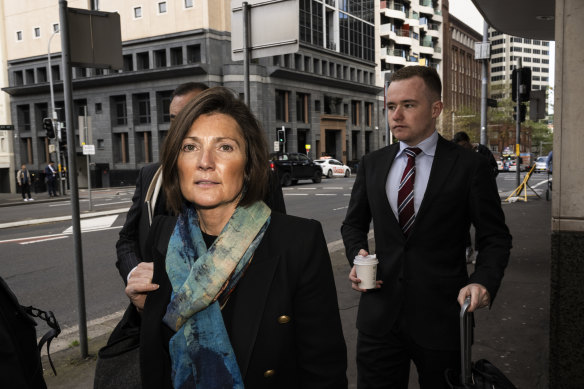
left=549, top=0, right=584, bottom=385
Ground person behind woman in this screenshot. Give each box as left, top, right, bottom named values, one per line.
left=125, top=86, right=347, bottom=388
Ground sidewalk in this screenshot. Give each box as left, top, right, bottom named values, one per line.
left=38, top=197, right=551, bottom=388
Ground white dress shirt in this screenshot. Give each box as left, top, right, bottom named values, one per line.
left=386, top=131, right=438, bottom=220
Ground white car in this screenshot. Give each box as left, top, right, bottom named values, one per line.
left=534, top=156, right=548, bottom=173
left=314, top=158, right=351, bottom=178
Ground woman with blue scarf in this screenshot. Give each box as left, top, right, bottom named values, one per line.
left=125, top=87, right=348, bottom=388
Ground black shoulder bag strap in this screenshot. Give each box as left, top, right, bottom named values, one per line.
left=21, top=305, right=62, bottom=376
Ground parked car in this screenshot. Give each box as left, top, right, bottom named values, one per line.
left=269, top=152, right=322, bottom=187
left=314, top=158, right=351, bottom=178
left=534, top=156, right=548, bottom=173
left=497, top=160, right=504, bottom=172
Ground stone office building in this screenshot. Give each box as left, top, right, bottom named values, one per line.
left=1, top=0, right=380, bottom=189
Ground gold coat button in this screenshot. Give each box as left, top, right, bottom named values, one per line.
left=277, top=315, right=290, bottom=324
left=263, top=369, right=275, bottom=378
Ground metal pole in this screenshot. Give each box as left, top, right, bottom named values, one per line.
left=48, top=29, right=64, bottom=196
left=480, top=21, right=488, bottom=146
left=59, top=0, right=88, bottom=358
left=515, top=57, right=522, bottom=189
left=243, top=2, right=250, bottom=106
left=84, top=106, right=92, bottom=211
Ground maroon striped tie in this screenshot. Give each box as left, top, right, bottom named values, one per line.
left=398, top=147, right=422, bottom=236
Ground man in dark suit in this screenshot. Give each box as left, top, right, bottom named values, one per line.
left=116, top=82, right=209, bottom=291
left=341, top=66, right=512, bottom=388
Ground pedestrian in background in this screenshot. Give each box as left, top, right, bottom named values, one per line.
left=453, top=130, right=499, bottom=263
left=16, top=164, right=33, bottom=202
left=44, top=161, right=57, bottom=197
left=342, top=66, right=512, bottom=388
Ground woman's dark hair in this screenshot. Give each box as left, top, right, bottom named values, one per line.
left=161, top=86, right=269, bottom=214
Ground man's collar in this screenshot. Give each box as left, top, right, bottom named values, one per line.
left=398, top=131, right=439, bottom=157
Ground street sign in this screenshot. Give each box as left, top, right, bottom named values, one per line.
left=83, top=144, right=95, bottom=155
left=231, top=0, right=299, bottom=61
left=474, top=42, right=490, bottom=60
left=0, top=125, right=14, bottom=130
left=274, top=141, right=280, bottom=152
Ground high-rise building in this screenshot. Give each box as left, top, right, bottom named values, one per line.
left=1, top=0, right=380, bottom=189
left=378, top=0, right=443, bottom=83
left=489, top=29, right=552, bottom=100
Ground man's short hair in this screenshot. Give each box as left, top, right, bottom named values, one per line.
left=452, top=131, right=471, bottom=143
left=171, top=82, right=209, bottom=100
left=390, top=66, right=442, bottom=101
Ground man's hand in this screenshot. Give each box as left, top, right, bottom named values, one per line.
left=349, top=249, right=383, bottom=292
left=457, top=283, right=490, bottom=312
left=125, top=262, right=158, bottom=311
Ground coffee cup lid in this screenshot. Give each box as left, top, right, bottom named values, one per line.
left=354, top=254, right=378, bottom=265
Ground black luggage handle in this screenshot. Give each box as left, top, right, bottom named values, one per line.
left=460, top=296, right=473, bottom=385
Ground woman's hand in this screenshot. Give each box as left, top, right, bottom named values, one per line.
left=125, top=262, right=159, bottom=311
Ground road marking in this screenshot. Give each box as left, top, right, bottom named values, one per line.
left=94, top=200, right=132, bottom=207
left=316, top=193, right=336, bottom=196
left=20, top=235, right=69, bottom=245
left=284, top=193, right=308, bottom=196
left=333, top=206, right=348, bottom=211
left=0, top=208, right=129, bottom=229
left=0, top=233, right=67, bottom=244
left=298, top=187, right=317, bottom=190
left=326, top=187, right=344, bottom=190
left=62, top=215, right=118, bottom=234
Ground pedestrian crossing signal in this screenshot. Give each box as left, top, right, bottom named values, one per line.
left=43, top=118, right=55, bottom=139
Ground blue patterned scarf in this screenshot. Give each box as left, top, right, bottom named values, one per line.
left=163, top=201, right=271, bottom=389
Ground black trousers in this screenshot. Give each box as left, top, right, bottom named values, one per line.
left=20, top=183, right=31, bottom=199
left=356, top=314, right=459, bottom=389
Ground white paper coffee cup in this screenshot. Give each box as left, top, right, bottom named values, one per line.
left=354, top=254, right=378, bottom=289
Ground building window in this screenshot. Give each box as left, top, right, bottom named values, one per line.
left=186, top=44, right=201, bottom=63
left=136, top=52, right=150, bottom=70
left=134, top=93, right=151, bottom=124
left=275, top=90, right=290, bottom=122
left=351, top=101, right=360, bottom=126
left=123, top=54, right=133, bottom=71
left=185, top=0, right=194, bottom=8
left=365, top=102, right=373, bottom=127
left=111, top=96, right=127, bottom=126
left=16, top=30, right=23, bottom=41
left=97, top=139, right=105, bottom=150
left=113, top=132, right=129, bottom=163
left=136, top=132, right=152, bottom=163
left=33, top=27, right=41, bottom=38
left=154, top=49, right=167, bottom=67
left=134, top=6, right=142, bottom=19
left=157, top=91, right=172, bottom=123
left=53, top=23, right=59, bottom=33
left=17, top=105, right=32, bottom=132
left=158, top=2, right=167, bottom=13
left=170, top=47, right=182, bottom=65
left=296, top=93, right=309, bottom=123
left=95, top=103, right=102, bottom=114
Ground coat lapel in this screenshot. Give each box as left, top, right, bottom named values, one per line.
left=227, top=232, right=280, bottom=379
left=414, top=136, right=459, bottom=229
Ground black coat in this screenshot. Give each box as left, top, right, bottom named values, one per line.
left=140, top=212, right=348, bottom=389
left=342, top=135, right=512, bottom=350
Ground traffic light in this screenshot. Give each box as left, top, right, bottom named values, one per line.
left=511, top=68, right=532, bottom=102
left=43, top=118, right=55, bottom=139
left=59, top=126, right=67, bottom=146
left=513, top=104, right=526, bottom=123
left=277, top=129, right=285, bottom=143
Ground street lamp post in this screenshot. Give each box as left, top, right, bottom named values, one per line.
left=48, top=27, right=65, bottom=196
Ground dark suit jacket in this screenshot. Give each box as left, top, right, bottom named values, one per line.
left=139, top=212, right=348, bottom=389
left=116, top=164, right=287, bottom=284
left=116, top=163, right=166, bottom=282
left=341, top=135, right=512, bottom=350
